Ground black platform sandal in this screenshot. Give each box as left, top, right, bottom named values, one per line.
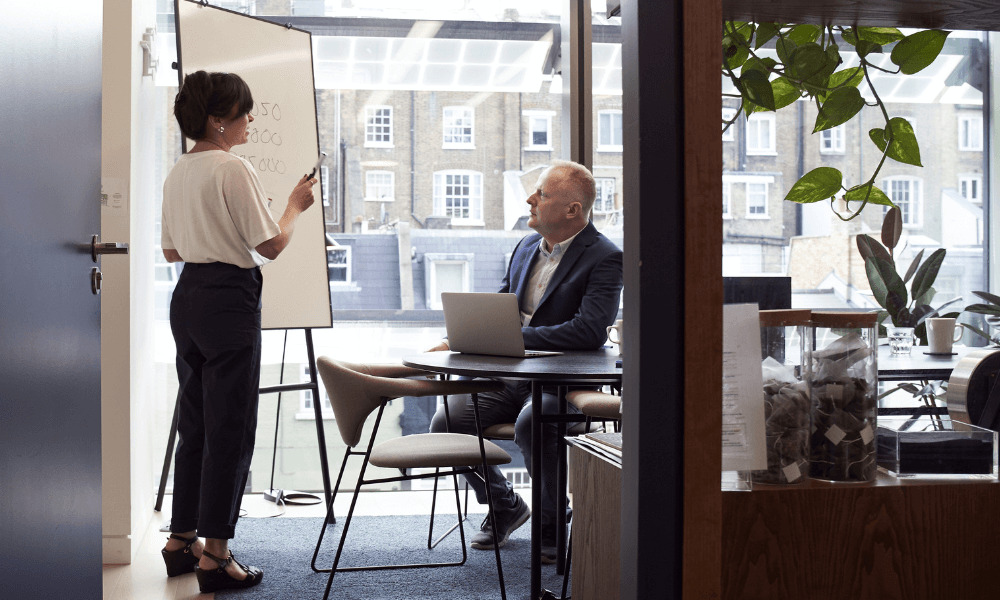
left=161, top=533, right=200, bottom=577
left=195, top=549, right=264, bottom=593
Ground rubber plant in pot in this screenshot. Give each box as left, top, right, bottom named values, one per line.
left=857, top=206, right=961, bottom=344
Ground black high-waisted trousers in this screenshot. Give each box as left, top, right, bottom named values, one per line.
left=168, top=262, right=263, bottom=539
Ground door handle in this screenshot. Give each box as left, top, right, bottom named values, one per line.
left=91, top=234, right=129, bottom=262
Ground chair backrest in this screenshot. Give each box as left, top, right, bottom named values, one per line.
left=316, top=357, right=391, bottom=447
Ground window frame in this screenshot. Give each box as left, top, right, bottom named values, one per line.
left=883, top=176, right=924, bottom=228
left=524, top=110, right=554, bottom=151
left=722, top=107, right=736, bottom=142
left=722, top=180, right=732, bottom=219
left=298, top=364, right=333, bottom=420
left=424, top=253, right=473, bottom=309
left=819, top=125, right=845, bottom=154
left=959, top=113, right=984, bottom=151
left=594, top=177, right=617, bottom=214
left=442, top=106, right=475, bottom=149
left=365, top=170, right=396, bottom=202
left=746, top=113, right=776, bottom=155
left=960, top=173, right=983, bottom=204
left=745, top=180, right=769, bottom=218
left=597, top=109, right=623, bottom=152
left=364, top=105, right=394, bottom=148
left=327, top=243, right=352, bottom=286
left=432, top=170, right=484, bottom=225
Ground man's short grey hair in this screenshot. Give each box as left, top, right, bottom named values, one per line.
left=548, top=160, right=597, bottom=216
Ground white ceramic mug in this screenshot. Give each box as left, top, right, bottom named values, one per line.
left=926, top=317, right=965, bottom=354
left=606, top=319, right=624, bottom=355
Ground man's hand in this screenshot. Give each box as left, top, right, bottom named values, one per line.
left=425, top=340, right=450, bottom=352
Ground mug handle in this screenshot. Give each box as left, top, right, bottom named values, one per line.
left=953, top=323, right=966, bottom=343
left=607, top=325, right=621, bottom=344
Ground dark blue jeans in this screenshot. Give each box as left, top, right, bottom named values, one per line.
left=429, top=380, right=581, bottom=527
left=169, top=262, right=263, bottom=540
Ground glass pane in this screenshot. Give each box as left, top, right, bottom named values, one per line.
left=721, top=29, right=987, bottom=330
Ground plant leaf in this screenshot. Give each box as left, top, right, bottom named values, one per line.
left=855, top=40, right=883, bottom=58
left=881, top=206, right=903, bottom=250
left=857, top=26, right=905, bottom=45
left=754, top=22, right=781, bottom=50
left=972, top=290, right=1000, bottom=307
left=771, top=77, right=801, bottom=110
left=911, top=248, right=946, bottom=304
left=827, top=67, right=864, bottom=91
left=857, top=233, right=893, bottom=264
left=788, top=24, right=821, bottom=46
left=845, top=183, right=894, bottom=207
left=785, top=167, right=843, bottom=203
left=866, top=255, right=908, bottom=316
left=964, top=324, right=995, bottom=344
left=891, top=30, right=950, bottom=75
left=965, top=303, right=1000, bottom=316
left=902, top=249, right=925, bottom=284
left=739, top=70, right=776, bottom=111
left=814, top=87, right=865, bottom=132
left=869, top=117, right=922, bottom=167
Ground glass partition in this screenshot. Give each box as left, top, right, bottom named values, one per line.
left=151, top=0, right=620, bottom=495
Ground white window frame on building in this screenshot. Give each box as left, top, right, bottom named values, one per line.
left=364, top=105, right=394, bottom=148
left=597, top=109, right=623, bottom=152
left=722, top=107, right=736, bottom=142
left=819, top=124, right=845, bottom=154
left=722, top=180, right=732, bottom=219
left=959, top=113, right=984, bottom=151
left=524, top=110, right=554, bottom=151
left=594, top=177, right=617, bottom=213
left=432, top=170, right=484, bottom=224
left=745, top=181, right=769, bottom=218
left=960, top=173, right=983, bottom=204
left=365, top=170, right=395, bottom=202
left=746, top=113, right=776, bottom=155
left=442, top=106, right=475, bottom=149
left=298, top=364, right=333, bottom=420
left=327, top=241, right=352, bottom=286
left=423, top=253, right=473, bottom=309
left=884, top=176, right=923, bottom=227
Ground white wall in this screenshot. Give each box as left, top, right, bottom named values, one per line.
left=101, top=0, right=160, bottom=564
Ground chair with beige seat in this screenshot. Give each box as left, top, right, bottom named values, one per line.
left=566, top=389, right=622, bottom=432
left=311, top=357, right=512, bottom=600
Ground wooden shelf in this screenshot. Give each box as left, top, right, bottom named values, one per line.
left=723, top=0, right=1000, bottom=31
left=723, top=473, right=1000, bottom=599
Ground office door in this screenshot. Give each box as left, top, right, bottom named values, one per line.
left=0, top=2, right=103, bottom=598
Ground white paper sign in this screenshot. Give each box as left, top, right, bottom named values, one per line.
left=722, top=303, right=768, bottom=471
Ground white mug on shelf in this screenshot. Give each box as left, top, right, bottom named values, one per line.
left=607, top=319, right=624, bottom=355
left=926, top=317, right=965, bottom=355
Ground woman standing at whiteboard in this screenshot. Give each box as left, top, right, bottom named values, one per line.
left=159, top=70, right=315, bottom=593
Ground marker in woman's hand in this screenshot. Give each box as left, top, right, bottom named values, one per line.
left=305, top=152, right=327, bottom=180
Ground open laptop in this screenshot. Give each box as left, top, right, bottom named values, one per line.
left=441, top=292, right=562, bottom=358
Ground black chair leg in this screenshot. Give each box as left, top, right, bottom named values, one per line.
left=428, top=470, right=469, bottom=549
left=471, top=391, right=507, bottom=600
left=312, top=448, right=353, bottom=572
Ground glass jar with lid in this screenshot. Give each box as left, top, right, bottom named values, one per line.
left=808, top=311, right=879, bottom=482
left=751, top=309, right=812, bottom=485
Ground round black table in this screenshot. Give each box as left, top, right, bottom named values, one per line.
left=403, top=349, right=622, bottom=600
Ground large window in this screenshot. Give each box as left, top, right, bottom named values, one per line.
left=365, top=106, right=393, bottom=147
left=959, top=113, right=984, bottom=151
left=365, top=170, right=395, bottom=202
left=524, top=110, right=554, bottom=150
left=960, top=174, right=983, bottom=204
left=594, top=177, right=617, bottom=213
left=820, top=125, right=845, bottom=154
left=884, top=176, right=923, bottom=227
left=597, top=109, right=623, bottom=151
left=433, top=170, right=483, bottom=223
left=746, top=113, right=776, bottom=155
left=746, top=181, right=769, bottom=217
left=443, top=106, right=474, bottom=148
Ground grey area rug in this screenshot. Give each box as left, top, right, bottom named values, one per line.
left=214, top=513, right=569, bottom=599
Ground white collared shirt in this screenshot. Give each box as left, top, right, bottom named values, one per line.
left=520, top=226, right=586, bottom=325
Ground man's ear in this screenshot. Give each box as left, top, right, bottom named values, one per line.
left=566, top=201, right=582, bottom=218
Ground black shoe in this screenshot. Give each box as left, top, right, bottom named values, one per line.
left=470, top=495, right=531, bottom=550
left=161, top=533, right=199, bottom=577
left=194, top=550, right=263, bottom=593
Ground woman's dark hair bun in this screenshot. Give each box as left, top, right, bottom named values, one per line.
left=173, top=71, right=254, bottom=141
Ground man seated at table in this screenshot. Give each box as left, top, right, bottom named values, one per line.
left=427, top=159, right=623, bottom=563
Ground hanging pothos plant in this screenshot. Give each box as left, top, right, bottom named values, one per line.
left=722, top=23, right=951, bottom=221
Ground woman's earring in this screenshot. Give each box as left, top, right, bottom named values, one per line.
left=219, top=126, right=225, bottom=133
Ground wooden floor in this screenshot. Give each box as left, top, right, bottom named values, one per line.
left=101, top=489, right=500, bottom=600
